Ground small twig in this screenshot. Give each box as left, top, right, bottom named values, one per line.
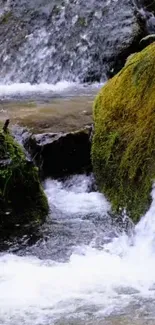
left=3, top=119, right=10, bottom=133
left=145, top=0, right=155, bottom=10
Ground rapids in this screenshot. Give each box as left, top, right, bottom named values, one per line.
left=0, top=174, right=155, bottom=325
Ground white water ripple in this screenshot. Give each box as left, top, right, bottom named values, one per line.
left=0, top=81, right=75, bottom=96
left=44, top=175, right=110, bottom=217
left=0, top=81, right=102, bottom=99
left=0, top=176, right=155, bottom=324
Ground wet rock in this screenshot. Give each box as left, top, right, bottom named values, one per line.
left=24, top=126, right=92, bottom=178
left=0, top=127, right=49, bottom=239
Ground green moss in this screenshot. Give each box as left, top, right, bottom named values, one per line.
left=52, top=5, right=61, bottom=16
left=0, top=11, right=12, bottom=24
left=0, top=128, right=49, bottom=237
left=77, top=17, right=87, bottom=27
left=92, top=43, right=155, bottom=222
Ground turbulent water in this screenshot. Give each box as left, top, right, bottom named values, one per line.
left=0, top=174, right=155, bottom=325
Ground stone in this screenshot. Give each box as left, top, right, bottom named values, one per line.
left=0, top=127, right=49, bottom=238
left=24, top=126, right=92, bottom=178
left=92, top=43, right=155, bottom=222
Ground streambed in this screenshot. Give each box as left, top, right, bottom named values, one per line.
left=0, top=82, right=100, bottom=133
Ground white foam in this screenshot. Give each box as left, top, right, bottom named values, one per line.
left=0, top=81, right=76, bottom=96
left=44, top=175, right=110, bottom=216
left=0, top=81, right=102, bottom=98
left=1, top=177, right=155, bottom=324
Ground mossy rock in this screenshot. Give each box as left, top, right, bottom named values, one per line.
left=92, top=43, right=155, bottom=222
left=0, top=128, right=49, bottom=238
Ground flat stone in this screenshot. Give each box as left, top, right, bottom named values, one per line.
left=24, top=126, right=92, bottom=178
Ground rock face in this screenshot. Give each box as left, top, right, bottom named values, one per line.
left=92, top=43, right=155, bottom=222
left=24, top=127, right=92, bottom=178
left=0, top=127, right=49, bottom=238
left=0, top=0, right=147, bottom=83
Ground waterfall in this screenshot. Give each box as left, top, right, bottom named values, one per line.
left=0, top=0, right=149, bottom=86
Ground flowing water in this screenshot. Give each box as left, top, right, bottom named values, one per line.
left=0, top=0, right=144, bottom=83
left=0, top=174, right=155, bottom=325
left=0, top=0, right=155, bottom=324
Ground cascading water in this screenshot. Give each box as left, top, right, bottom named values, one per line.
left=0, top=0, right=154, bottom=100
left=0, top=174, right=155, bottom=325
left=0, top=0, right=153, bottom=102
left=0, top=0, right=150, bottom=91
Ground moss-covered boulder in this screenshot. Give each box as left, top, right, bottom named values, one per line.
left=92, top=43, right=155, bottom=222
left=0, top=127, right=48, bottom=237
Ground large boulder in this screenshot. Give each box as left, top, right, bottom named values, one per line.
left=0, top=126, right=48, bottom=238
left=92, top=43, right=155, bottom=222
